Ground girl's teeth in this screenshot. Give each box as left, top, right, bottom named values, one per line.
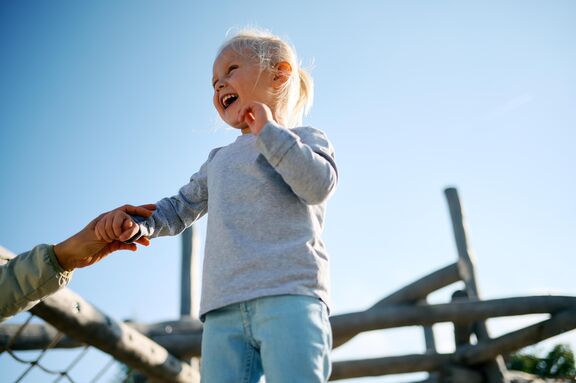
left=222, top=94, right=238, bottom=108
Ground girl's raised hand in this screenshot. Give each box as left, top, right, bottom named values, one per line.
left=238, top=101, right=275, bottom=135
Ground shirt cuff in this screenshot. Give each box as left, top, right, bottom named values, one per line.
left=47, top=245, right=73, bottom=281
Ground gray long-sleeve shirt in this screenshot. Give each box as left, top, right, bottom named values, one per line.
left=134, top=122, right=337, bottom=318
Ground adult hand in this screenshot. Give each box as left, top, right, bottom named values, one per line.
left=53, top=204, right=156, bottom=271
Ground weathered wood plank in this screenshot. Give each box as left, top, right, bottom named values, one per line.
left=372, top=262, right=461, bottom=308
left=330, top=353, right=452, bottom=380
left=7, top=295, right=575, bottom=359
left=445, top=187, right=508, bottom=383
left=330, top=309, right=576, bottom=380
left=1, top=245, right=198, bottom=382
left=332, top=295, right=576, bottom=347
left=30, top=288, right=197, bottom=383
left=456, top=309, right=576, bottom=365
left=0, top=318, right=204, bottom=359
left=333, top=262, right=461, bottom=348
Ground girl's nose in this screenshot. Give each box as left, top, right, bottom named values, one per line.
left=216, top=81, right=225, bottom=90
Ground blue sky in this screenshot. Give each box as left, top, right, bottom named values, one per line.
left=1, top=1, right=575, bottom=382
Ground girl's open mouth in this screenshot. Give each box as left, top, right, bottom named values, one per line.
left=221, top=94, right=238, bottom=109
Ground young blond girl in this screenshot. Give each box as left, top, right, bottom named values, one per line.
left=95, top=29, right=337, bottom=382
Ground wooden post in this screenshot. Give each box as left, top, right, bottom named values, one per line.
left=452, top=290, right=474, bottom=347
left=423, top=323, right=437, bottom=354
left=444, top=187, right=508, bottom=383
left=420, top=298, right=440, bottom=383
left=181, top=226, right=199, bottom=319
left=181, top=225, right=201, bottom=382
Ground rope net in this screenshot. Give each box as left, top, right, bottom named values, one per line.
left=1, top=312, right=132, bottom=383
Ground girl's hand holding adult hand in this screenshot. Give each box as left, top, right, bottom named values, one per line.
left=54, top=204, right=156, bottom=271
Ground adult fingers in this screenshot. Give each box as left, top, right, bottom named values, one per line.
left=94, top=219, right=105, bottom=241
left=95, top=215, right=111, bottom=242
left=100, top=242, right=137, bottom=258
left=111, top=242, right=137, bottom=252
left=101, top=214, right=117, bottom=242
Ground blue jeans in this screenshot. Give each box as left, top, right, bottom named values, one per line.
left=201, top=295, right=332, bottom=382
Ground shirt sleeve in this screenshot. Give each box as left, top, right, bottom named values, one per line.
left=132, top=149, right=217, bottom=239
left=256, top=122, right=338, bottom=205
left=0, top=244, right=73, bottom=321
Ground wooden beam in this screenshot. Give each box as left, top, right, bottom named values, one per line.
left=332, top=295, right=576, bottom=347
left=1, top=245, right=198, bottom=381
left=0, top=318, right=203, bottom=358
left=0, top=321, right=81, bottom=351
left=333, top=262, right=461, bottom=347
left=330, top=353, right=452, bottom=380
left=8, top=295, right=575, bottom=359
left=330, top=309, right=576, bottom=380
left=29, top=288, right=198, bottom=383
left=372, top=262, right=461, bottom=308
left=125, top=319, right=203, bottom=359
left=456, top=309, right=576, bottom=365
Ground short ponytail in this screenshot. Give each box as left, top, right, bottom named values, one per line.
left=297, top=67, right=314, bottom=121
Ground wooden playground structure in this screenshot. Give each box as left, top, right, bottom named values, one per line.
left=2, top=187, right=576, bottom=382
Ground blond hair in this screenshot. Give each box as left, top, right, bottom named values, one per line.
left=217, top=28, right=313, bottom=128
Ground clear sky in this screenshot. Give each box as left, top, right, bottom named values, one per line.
left=1, top=1, right=575, bottom=382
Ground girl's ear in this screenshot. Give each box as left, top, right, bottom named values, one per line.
left=273, top=61, right=292, bottom=88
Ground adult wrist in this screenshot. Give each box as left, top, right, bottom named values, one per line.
left=53, top=240, right=75, bottom=271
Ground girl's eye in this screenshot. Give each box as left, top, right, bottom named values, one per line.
left=212, top=65, right=239, bottom=88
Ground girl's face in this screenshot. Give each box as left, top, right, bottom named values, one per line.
left=212, top=47, right=276, bottom=131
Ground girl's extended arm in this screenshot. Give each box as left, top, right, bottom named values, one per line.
left=126, top=154, right=214, bottom=241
